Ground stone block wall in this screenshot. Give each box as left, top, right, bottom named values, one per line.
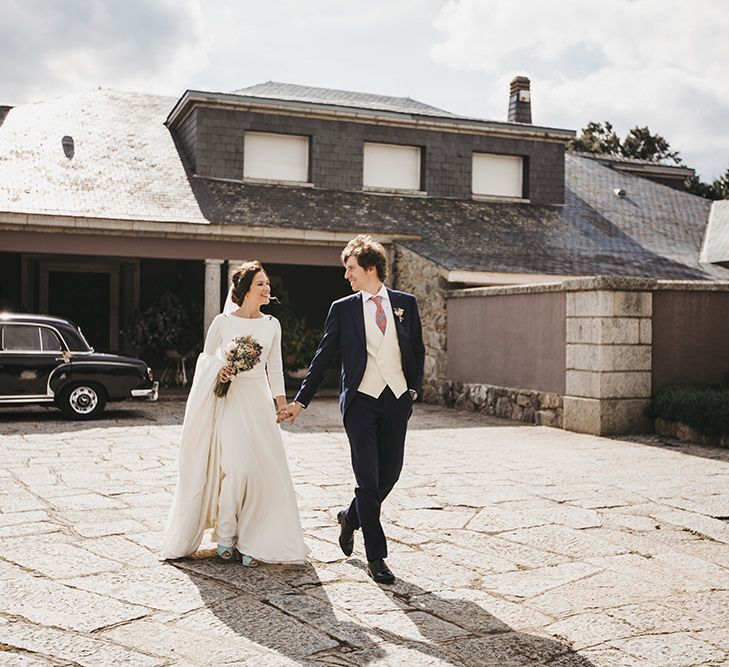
left=563, top=279, right=655, bottom=435
left=391, top=245, right=448, bottom=401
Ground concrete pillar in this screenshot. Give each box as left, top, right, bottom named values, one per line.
left=227, top=260, right=248, bottom=289
left=564, top=287, right=653, bottom=435
left=203, top=259, right=224, bottom=336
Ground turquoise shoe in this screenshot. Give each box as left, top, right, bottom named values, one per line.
left=216, top=544, right=235, bottom=563
left=239, top=553, right=259, bottom=568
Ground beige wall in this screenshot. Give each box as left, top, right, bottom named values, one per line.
left=653, top=290, right=729, bottom=389
left=447, top=291, right=566, bottom=394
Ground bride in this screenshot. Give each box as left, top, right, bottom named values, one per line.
left=160, top=261, right=309, bottom=566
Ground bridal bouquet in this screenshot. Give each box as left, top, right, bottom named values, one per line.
left=213, top=335, right=263, bottom=398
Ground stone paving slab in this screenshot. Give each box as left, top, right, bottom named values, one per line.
left=1, top=398, right=729, bottom=666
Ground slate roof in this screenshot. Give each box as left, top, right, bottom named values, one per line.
left=562, top=154, right=725, bottom=278
left=191, top=160, right=725, bottom=280
left=0, top=89, right=206, bottom=223
left=231, top=81, right=455, bottom=118
left=1, top=88, right=725, bottom=281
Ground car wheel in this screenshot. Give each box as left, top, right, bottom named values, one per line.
left=57, top=383, right=107, bottom=420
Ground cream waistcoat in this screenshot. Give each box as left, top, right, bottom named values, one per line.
left=357, top=297, right=407, bottom=399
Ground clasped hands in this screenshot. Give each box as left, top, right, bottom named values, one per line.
left=217, top=366, right=302, bottom=423
left=276, top=401, right=303, bottom=424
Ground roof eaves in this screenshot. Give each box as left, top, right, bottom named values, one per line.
left=611, top=163, right=695, bottom=178
left=573, top=152, right=695, bottom=177
left=166, top=90, right=575, bottom=142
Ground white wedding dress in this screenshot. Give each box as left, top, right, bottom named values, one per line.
left=160, top=312, right=309, bottom=563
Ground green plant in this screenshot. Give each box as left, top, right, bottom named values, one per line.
left=277, top=306, right=321, bottom=371
left=652, top=384, right=729, bottom=436
left=128, top=291, right=201, bottom=357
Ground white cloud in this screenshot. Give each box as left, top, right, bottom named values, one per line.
left=2, top=0, right=727, bottom=180
left=1, top=0, right=208, bottom=103
left=431, top=0, right=729, bottom=180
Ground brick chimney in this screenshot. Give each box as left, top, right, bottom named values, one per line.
left=508, top=76, right=532, bottom=124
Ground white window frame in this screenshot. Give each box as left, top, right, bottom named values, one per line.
left=472, top=152, right=525, bottom=200
left=243, top=131, right=310, bottom=184
left=363, top=142, right=423, bottom=193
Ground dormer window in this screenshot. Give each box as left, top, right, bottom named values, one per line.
left=472, top=152, right=525, bottom=199
left=363, top=142, right=422, bottom=193
left=243, top=131, right=309, bottom=183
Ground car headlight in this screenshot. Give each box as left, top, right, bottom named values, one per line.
left=147, top=367, right=154, bottom=381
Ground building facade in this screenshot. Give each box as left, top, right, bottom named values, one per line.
left=2, top=79, right=726, bottom=407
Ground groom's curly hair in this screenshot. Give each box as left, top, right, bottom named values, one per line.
left=230, top=260, right=279, bottom=306
left=341, top=235, right=387, bottom=281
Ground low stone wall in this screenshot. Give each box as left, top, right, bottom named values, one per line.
left=442, top=381, right=563, bottom=428
left=655, top=418, right=729, bottom=448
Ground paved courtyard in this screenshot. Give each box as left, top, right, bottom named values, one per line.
left=1, top=397, right=728, bottom=666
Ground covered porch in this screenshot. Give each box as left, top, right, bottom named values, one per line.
left=0, top=220, right=359, bottom=380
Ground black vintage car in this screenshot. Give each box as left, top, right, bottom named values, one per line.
left=0, top=313, right=158, bottom=419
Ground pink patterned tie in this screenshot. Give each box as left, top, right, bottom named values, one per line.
left=371, top=295, right=387, bottom=335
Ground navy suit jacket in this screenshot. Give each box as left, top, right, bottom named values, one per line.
left=294, top=289, right=425, bottom=415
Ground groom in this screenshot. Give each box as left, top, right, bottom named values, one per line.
left=285, top=235, right=425, bottom=584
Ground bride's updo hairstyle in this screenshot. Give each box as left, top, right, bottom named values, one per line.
left=230, top=260, right=279, bottom=306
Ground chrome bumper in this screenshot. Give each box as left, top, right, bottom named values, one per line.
left=131, top=381, right=159, bottom=401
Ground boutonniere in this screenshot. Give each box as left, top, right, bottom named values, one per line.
left=393, top=307, right=405, bottom=323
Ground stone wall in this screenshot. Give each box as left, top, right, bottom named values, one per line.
left=442, top=381, right=562, bottom=427
left=391, top=245, right=448, bottom=401
left=398, top=270, right=729, bottom=437
left=563, top=278, right=654, bottom=435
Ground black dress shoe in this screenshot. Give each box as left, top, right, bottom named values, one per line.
left=337, top=510, right=354, bottom=557
left=367, top=558, right=395, bottom=584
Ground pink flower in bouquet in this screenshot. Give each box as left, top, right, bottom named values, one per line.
left=214, top=335, right=263, bottom=398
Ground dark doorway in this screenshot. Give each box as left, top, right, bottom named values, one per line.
left=265, top=264, right=350, bottom=328
left=49, top=271, right=111, bottom=349
left=0, top=252, right=21, bottom=311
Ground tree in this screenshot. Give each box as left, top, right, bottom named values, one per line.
left=621, top=126, right=682, bottom=164
left=684, top=167, right=729, bottom=200
left=569, top=119, right=729, bottom=200
left=711, top=166, right=729, bottom=200
left=568, top=120, right=683, bottom=164
left=568, top=121, right=621, bottom=156
left=684, top=175, right=719, bottom=200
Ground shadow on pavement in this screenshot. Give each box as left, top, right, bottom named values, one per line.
left=0, top=397, right=531, bottom=436
left=173, top=556, right=596, bottom=666
left=0, top=403, right=182, bottom=433
left=619, top=432, right=729, bottom=464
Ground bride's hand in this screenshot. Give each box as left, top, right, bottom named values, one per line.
left=218, top=367, right=233, bottom=383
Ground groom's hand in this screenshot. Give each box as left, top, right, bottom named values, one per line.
left=285, top=401, right=304, bottom=424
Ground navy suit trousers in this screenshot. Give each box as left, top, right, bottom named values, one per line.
left=343, top=387, right=412, bottom=562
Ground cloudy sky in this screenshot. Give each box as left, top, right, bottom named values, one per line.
left=3, top=0, right=728, bottom=181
